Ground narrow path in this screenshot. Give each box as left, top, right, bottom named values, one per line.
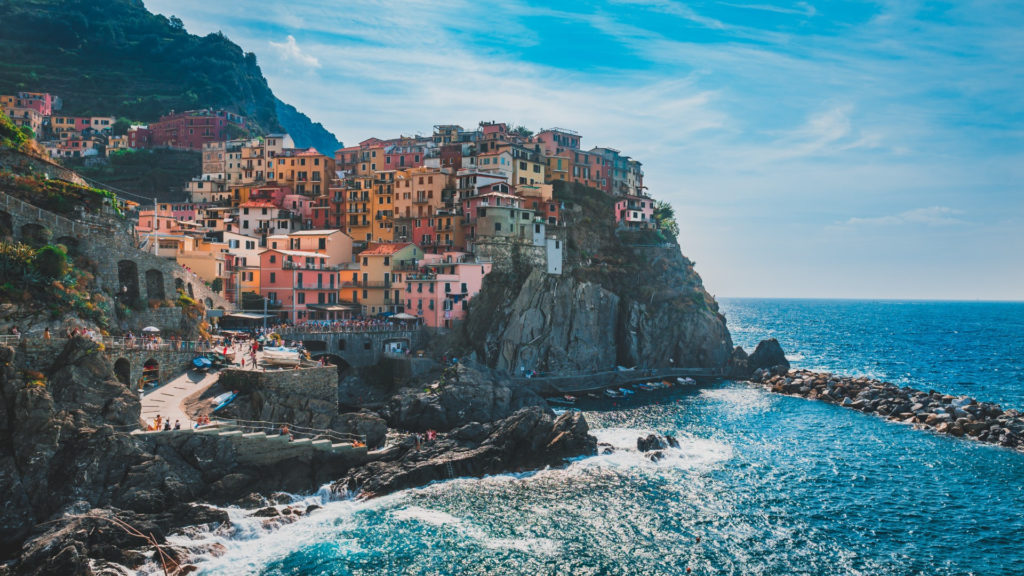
left=140, top=369, right=220, bottom=429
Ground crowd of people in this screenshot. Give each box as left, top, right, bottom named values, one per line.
left=275, top=317, right=417, bottom=334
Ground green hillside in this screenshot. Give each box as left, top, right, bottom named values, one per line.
left=0, top=0, right=341, bottom=148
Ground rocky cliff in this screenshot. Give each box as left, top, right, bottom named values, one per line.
left=465, top=182, right=733, bottom=374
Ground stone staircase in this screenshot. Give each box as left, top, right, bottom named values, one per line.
left=142, top=422, right=367, bottom=467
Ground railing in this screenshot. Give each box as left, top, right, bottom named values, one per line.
left=3, top=334, right=213, bottom=353
left=278, top=323, right=414, bottom=334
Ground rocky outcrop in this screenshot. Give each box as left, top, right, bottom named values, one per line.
left=382, top=363, right=546, bottom=432
left=756, top=368, right=1024, bottom=452
left=728, top=338, right=790, bottom=379
left=338, top=407, right=596, bottom=497
left=466, top=249, right=732, bottom=375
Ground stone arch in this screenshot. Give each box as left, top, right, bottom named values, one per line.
left=311, top=353, right=351, bottom=376
left=303, top=340, right=328, bottom=352
left=20, top=223, right=51, bottom=247
left=117, top=260, right=140, bottom=302
left=145, top=269, right=166, bottom=301
left=174, top=277, right=184, bottom=292
left=0, top=210, right=12, bottom=239
left=113, top=358, right=131, bottom=386
left=55, top=236, right=79, bottom=256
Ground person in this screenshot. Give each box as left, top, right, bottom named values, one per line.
left=280, top=424, right=292, bottom=441
left=162, top=419, right=171, bottom=431
left=173, top=419, right=181, bottom=430
left=43, top=328, right=50, bottom=340
left=9, top=326, right=19, bottom=337
left=154, top=414, right=162, bottom=430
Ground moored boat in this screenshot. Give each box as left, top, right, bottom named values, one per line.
left=677, top=377, right=697, bottom=386
left=605, top=389, right=624, bottom=398
left=263, top=346, right=302, bottom=367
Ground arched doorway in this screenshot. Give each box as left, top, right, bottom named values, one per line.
left=311, top=353, right=351, bottom=377
left=142, top=358, right=160, bottom=387
left=0, top=210, right=12, bottom=239
left=174, top=277, right=184, bottom=292
left=204, top=297, right=213, bottom=308
left=117, top=260, right=140, bottom=302
left=20, top=223, right=51, bottom=247
left=187, top=282, right=194, bottom=298
left=113, top=358, right=131, bottom=386
left=55, top=236, right=79, bottom=257
left=145, top=269, right=166, bottom=301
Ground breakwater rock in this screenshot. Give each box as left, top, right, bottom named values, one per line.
left=754, top=368, right=1024, bottom=452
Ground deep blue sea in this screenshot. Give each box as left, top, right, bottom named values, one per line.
left=175, top=299, right=1024, bottom=576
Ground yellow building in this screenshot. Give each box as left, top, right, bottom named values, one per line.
left=348, top=243, right=423, bottom=315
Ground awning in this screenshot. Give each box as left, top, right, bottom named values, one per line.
left=306, top=303, right=360, bottom=312
left=393, top=312, right=420, bottom=321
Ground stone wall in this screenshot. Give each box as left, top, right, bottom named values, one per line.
left=16, top=337, right=195, bottom=387
left=276, top=329, right=420, bottom=369
left=0, top=190, right=232, bottom=333
left=473, top=238, right=548, bottom=275
left=0, top=149, right=87, bottom=185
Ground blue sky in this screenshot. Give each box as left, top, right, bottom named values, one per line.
left=145, top=0, right=1024, bottom=300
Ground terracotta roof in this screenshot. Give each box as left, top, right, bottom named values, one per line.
left=239, top=201, right=278, bottom=208
left=361, top=242, right=413, bottom=256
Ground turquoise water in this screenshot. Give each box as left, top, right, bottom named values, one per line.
left=180, top=300, right=1024, bottom=576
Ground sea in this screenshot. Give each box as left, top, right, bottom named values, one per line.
left=173, top=299, right=1024, bottom=576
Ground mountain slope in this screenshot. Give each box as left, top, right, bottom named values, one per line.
left=276, top=98, right=343, bottom=154
left=0, top=0, right=341, bottom=148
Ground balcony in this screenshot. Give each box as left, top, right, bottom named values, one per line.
left=282, top=261, right=347, bottom=271
left=413, top=197, right=431, bottom=204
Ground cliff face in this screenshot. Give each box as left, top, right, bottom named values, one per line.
left=466, top=182, right=733, bottom=374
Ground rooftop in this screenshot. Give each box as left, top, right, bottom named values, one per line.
left=361, top=242, right=413, bottom=256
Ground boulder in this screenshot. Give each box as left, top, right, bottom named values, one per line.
left=637, top=434, right=668, bottom=452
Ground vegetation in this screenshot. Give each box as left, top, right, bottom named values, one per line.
left=0, top=0, right=341, bottom=148
left=653, top=200, right=679, bottom=241
left=69, top=148, right=200, bottom=202
left=0, top=240, right=111, bottom=327
left=0, top=171, right=123, bottom=216
left=0, top=112, right=32, bottom=152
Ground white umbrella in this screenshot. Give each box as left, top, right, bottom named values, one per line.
left=392, top=313, right=420, bottom=321
left=142, top=326, right=161, bottom=332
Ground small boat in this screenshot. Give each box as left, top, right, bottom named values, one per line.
left=605, top=389, right=624, bottom=398
left=677, top=377, right=697, bottom=387
left=192, top=356, right=213, bottom=371
left=212, top=391, right=237, bottom=412
left=635, top=383, right=657, bottom=392
left=586, top=393, right=603, bottom=399
left=552, top=407, right=581, bottom=416
left=618, top=387, right=635, bottom=396
left=262, top=346, right=302, bottom=367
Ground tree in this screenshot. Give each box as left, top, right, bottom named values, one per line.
left=111, top=117, right=132, bottom=136
left=169, top=15, right=184, bottom=30
left=34, top=244, right=69, bottom=279
left=210, top=277, right=223, bottom=293
left=653, top=200, right=679, bottom=241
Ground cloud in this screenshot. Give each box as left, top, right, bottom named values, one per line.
left=268, top=35, right=320, bottom=68
left=844, top=206, right=967, bottom=227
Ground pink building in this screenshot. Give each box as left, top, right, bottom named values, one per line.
left=404, top=252, right=492, bottom=328
left=614, top=194, right=655, bottom=229
left=259, top=248, right=347, bottom=323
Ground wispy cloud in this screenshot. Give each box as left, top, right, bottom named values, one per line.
left=143, top=0, right=1023, bottom=298
left=268, top=35, right=320, bottom=68
left=844, top=206, right=967, bottom=227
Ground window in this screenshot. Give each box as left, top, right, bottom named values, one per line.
left=297, top=293, right=305, bottom=304
left=269, top=255, right=276, bottom=263
left=495, top=222, right=502, bottom=232
left=269, top=272, right=276, bottom=282
left=319, top=238, right=326, bottom=249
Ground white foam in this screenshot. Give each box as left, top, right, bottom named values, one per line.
left=581, top=427, right=733, bottom=471
left=785, top=353, right=805, bottom=361
left=392, top=506, right=461, bottom=526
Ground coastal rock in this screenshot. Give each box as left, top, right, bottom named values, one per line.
left=337, top=407, right=596, bottom=497
left=464, top=186, right=733, bottom=376
left=637, top=434, right=668, bottom=452
left=385, top=363, right=545, bottom=432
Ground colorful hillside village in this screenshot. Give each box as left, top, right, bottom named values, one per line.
left=2, top=92, right=662, bottom=328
